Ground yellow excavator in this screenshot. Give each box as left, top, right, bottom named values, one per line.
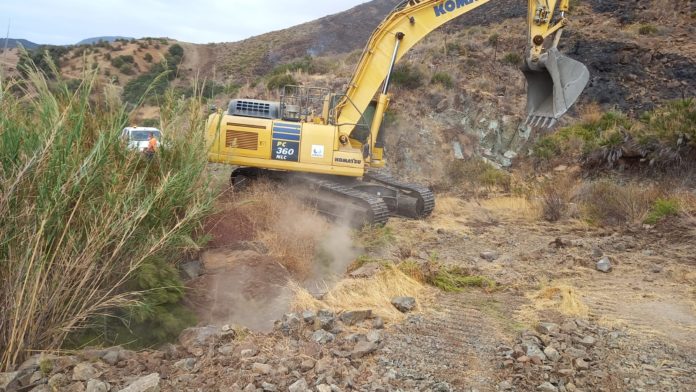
left=206, top=0, right=589, bottom=226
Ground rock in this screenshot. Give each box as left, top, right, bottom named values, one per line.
left=372, top=317, right=385, bottom=329
left=118, top=373, right=160, bottom=392
left=174, top=358, right=196, bottom=372
left=315, top=358, right=332, bottom=374
left=179, top=326, right=221, bottom=354
left=431, top=382, right=453, bottom=392
left=300, top=359, right=315, bottom=372
left=525, top=343, right=547, bottom=362
left=536, top=322, right=560, bottom=335
left=537, top=382, right=559, bottom=392
left=86, top=379, right=110, bottom=392
left=316, top=385, right=332, bottom=392
left=261, top=382, right=277, bottom=391
left=101, top=350, right=120, bottom=366
left=288, top=378, right=309, bottom=392
left=544, top=346, right=561, bottom=362
left=574, top=358, right=590, bottom=370
left=553, top=165, right=568, bottom=172
left=217, top=344, right=236, bottom=356
left=349, top=264, right=381, bottom=279
left=350, top=341, right=379, bottom=359
left=339, top=310, right=372, bottom=326
left=391, top=296, right=416, bottom=313
left=596, top=256, right=613, bottom=273
left=72, top=363, right=101, bottom=381
left=453, top=142, right=465, bottom=160
left=66, top=382, right=87, bottom=392
left=480, top=251, right=499, bottom=261
left=301, top=310, right=316, bottom=323
left=504, top=150, right=518, bottom=159
left=180, top=260, right=202, bottom=280
left=243, top=383, right=255, bottom=392
left=48, top=373, right=70, bottom=389
left=366, top=330, right=382, bottom=343
left=0, top=372, right=19, bottom=390
left=591, top=247, right=604, bottom=258
left=30, top=385, right=51, bottom=392
left=578, top=335, right=596, bottom=347
left=498, top=380, right=513, bottom=390
left=316, top=310, right=336, bottom=331
left=252, top=363, right=273, bottom=375
left=312, top=329, right=335, bottom=344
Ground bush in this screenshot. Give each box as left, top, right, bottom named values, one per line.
left=267, top=73, right=297, bottom=91
left=644, top=198, right=680, bottom=225
left=168, top=43, right=184, bottom=58
left=503, top=52, right=522, bottom=65
left=111, top=54, right=134, bottom=68
left=448, top=159, right=511, bottom=192
left=119, top=63, right=134, bottom=75
left=431, top=72, right=455, bottom=89
left=577, top=180, right=661, bottom=226
left=144, top=53, right=153, bottom=63
left=487, top=33, right=499, bottom=46
left=638, top=24, right=658, bottom=35
left=391, top=64, right=424, bottom=90
left=0, top=66, right=212, bottom=368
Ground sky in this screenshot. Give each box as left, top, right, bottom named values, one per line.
left=0, top=0, right=369, bottom=45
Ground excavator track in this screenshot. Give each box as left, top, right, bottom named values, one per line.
left=363, top=171, right=435, bottom=219
left=295, top=175, right=390, bottom=227
left=231, top=168, right=389, bottom=227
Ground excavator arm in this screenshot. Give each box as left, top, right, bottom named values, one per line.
left=334, top=0, right=588, bottom=165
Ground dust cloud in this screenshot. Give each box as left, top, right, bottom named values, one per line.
left=189, top=183, right=361, bottom=331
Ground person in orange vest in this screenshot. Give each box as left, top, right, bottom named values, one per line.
left=146, top=132, right=157, bottom=158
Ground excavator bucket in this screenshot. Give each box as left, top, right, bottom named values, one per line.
left=523, top=48, right=590, bottom=127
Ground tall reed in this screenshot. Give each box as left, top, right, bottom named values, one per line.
left=0, top=59, right=212, bottom=370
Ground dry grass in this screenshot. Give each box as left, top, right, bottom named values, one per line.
left=576, top=180, right=663, bottom=226
left=521, top=283, right=589, bottom=323
left=231, top=181, right=329, bottom=279
left=290, top=265, right=429, bottom=323
left=480, top=196, right=541, bottom=221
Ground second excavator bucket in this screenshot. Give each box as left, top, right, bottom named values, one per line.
left=523, top=48, right=590, bottom=127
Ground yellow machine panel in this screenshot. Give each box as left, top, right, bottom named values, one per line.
left=298, top=123, right=334, bottom=166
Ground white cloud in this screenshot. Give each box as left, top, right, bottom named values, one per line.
left=0, top=0, right=369, bottom=45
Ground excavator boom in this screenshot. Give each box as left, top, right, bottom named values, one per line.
left=335, top=0, right=589, bottom=138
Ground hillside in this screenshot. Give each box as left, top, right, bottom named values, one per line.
left=76, top=36, right=135, bottom=45
left=0, top=38, right=39, bottom=50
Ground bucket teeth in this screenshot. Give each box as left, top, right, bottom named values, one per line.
left=525, top=115, right=557, bottom=128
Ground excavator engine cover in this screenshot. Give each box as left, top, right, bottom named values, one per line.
left=523, top=48, right=589, bottom=127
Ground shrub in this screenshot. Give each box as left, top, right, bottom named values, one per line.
left=270, top=56, right=324, bottom=75
left=638, top=24, right=658, bottom=35
left=267, top=73, right=297, bottom=91
left=144, top=53, right=153, bottom=63
left=487, top=33, right=499, bottom=46
left=644, top=198, right=680, bottom=225
left=119, top=63, right=134, bottom=75
left=0, top=65, right=212, bottom=368
left=541, top=182, right=568, bottom=222
left=448, top=159, right=511, bottom=192
left=431, top=72, right=455, bottom=89
left=429, top=266, right=496, bottom=292
left=168, top=43, right=184, bottom=58
left=577, top=180, right=661, bottom=226
left=111, top=54, right=134, bottom=68
left=503, top=52, right=522, bottom=65
left=391, top=64, right=424, bottom=90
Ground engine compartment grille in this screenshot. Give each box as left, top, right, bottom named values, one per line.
left=226, top=130, right=258, bottom=150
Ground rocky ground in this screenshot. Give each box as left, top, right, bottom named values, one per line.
left=2, top=194, right=695, bottom=392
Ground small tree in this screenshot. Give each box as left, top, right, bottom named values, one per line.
left=144, top=53, right=153, bottom=63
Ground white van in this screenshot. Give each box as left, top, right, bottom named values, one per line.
left=121, top=127, right=162, bottom=151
